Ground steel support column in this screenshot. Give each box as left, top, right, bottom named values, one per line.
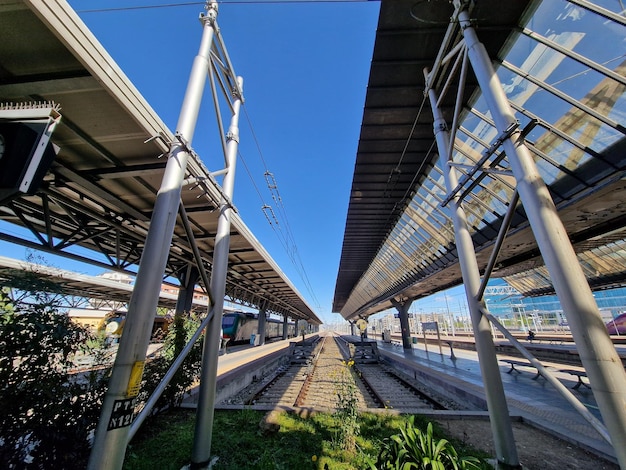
left=426, top=82, right=520, bottom=468
left=175, top=267, right=200, bottom=315
left=257, top=306, right=267, bottom=346
left=283, top=314, right=289, bottom=339
left=87, top=5, right=219, bottom=470
left=457, top=6, right=626, bottom=466
left=190, top=75, right=243, bottom=468
left=390, top=298, right=413, bottom=350
left=127, top=309, right=215, bottom=443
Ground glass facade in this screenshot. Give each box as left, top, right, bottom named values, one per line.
left=367, top=281, right=626, bottom=335
left=485, top=281, right=626, bottom=330
left=342, top=0, right=626, bottom=317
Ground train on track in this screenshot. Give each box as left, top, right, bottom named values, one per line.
left=99, top=309, right=300, bottom=344
left=99, top=311, right=171, bottom=341
left=221, top=311, right=297, bottom=344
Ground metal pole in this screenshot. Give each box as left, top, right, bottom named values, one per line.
left=426, top=80, right=520, bottom=468
left=128, top=309, right=215, bottom=442
left=257, top=306, right=267, bottom=346
left=190, top=76, right=243, bottom=468
left=283, top=314, right=289, bottom=339
left=174, top=267, right=200, bottom=316
left=391, top=298, right=413, bottom=350
left=444, top=294, right=455, bottom=336
left=87, top=5, right=218, bottom=470
left=435, top=323, right=443, bottom=356
left=457, top=7, right=626, bottom=466
left=178, top=204, right=215, bottom=307
left=477, top=190, right=519, bottom=300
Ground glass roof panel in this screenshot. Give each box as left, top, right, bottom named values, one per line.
left=505, top=240, right=626, bottom=296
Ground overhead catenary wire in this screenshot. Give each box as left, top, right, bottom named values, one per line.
left=74, top=0, right=345, bottom=313
left=381, top=92, right=432, bottom=227
left=76, top=0, right=377, bottom=14
left=241, top=105, right=322, bottom=310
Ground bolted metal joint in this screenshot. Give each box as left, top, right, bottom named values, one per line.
left=200, top=1, right=218, bottom=25
left=458, top=16, right=476, bottom=31
left=454, top=0, right=474, bottom=30
left=173, top=131, right=193, bottom=153
left=226, top=131, right=239, bottom=144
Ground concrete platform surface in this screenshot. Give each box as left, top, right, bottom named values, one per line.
left=360, top=335, right=619, bottom=464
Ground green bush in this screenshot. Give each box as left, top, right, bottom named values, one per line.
left=0, top=254, right=203, bottom=467
left=369, top=417, right=485, bottom=470
left=137, top=311, right=203, bottom=415
left=0, top=288, right=109, bottom=468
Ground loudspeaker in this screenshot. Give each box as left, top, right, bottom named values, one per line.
left=0, top=119, right=58, bottom=200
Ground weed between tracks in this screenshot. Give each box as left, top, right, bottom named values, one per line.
left=334, top=358, right=360, bottom=454
left=123, top=409, right=491, bottom=469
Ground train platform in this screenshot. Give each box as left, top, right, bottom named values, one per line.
left=345, top=334, right=618, bottom=464
left=182, top=336, right=315, bottom=408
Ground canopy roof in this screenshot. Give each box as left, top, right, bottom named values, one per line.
left=0, top=255, right=210, bottom=310
left=334, top=0, right=626, bottom=320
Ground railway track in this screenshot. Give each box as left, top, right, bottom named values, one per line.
left=240, top=333, right=445, bottom=412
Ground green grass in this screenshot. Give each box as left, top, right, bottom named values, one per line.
left=123, top=409, right=491, bottom=470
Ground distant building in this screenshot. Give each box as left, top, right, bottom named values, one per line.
left=68, top=308, right=119, bottom=332
left=367, top=282, right=626, bottom=335
left=484, top=282, right=626, bottom=331
left=67, top=271, right=208, bottom=332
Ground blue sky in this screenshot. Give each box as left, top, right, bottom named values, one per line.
left=55, top=0, right=382, bottom=324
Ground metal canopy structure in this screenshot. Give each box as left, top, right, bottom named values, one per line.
left=0, top=255, right=209, bottom=310
left=333, top=0, right=626, bottom=320
left=0, top=0, right=320, bottom=325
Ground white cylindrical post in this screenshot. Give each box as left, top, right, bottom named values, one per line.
left=190, top=76, right=243, bottom=469
left=426, top=83, right=520, bottom=468
left=457, top=7, right=626, bottom=466
left=87, top=5, right=219, bottom=470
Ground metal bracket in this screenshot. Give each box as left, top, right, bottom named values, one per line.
left=226, top=130, right=239, bottom=144
left=149, top=131, right=238, bottom=212
left=173, top=131, right=193, bottom=153
left=183, top=174, right=237, bottom=213
left=199, top=1, right=218, bottom=26
left=143, top=132, right=170, bottom=158
left=441, top=120, right=520, bottom=207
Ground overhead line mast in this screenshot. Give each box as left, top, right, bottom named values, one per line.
left=88, top=2, right=244, bottom=469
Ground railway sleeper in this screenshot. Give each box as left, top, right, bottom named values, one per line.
left=379, top=365, right=448, bottom=410
left=240, top=335, right=447, bottom=412
left=354, top=363, right=445, bottom=411
left=245, top=363, right=308, bottom=405
left=353, top=365, right=385, bottom=408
